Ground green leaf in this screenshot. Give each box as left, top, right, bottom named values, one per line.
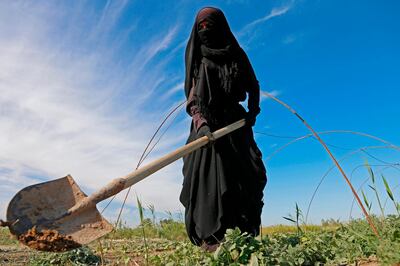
left=136, top=196, right=144, bottom=223
left=364, top=160, right=375, bottom=183
left=361, top=190, right=371, bottom=211
left=382, top=175, right=395, bottom=201
left=283, top=216, right=296, bottom=223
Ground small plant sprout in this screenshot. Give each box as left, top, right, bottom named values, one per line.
left=283, top=203, right=304, bottom=235
left=136, top=195, right=149, bottom=265
left=147, top=204, right=156, bottom=225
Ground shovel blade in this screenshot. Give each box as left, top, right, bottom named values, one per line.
left=7, top=175, right=113, bottom=251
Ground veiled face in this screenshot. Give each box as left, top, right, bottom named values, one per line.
left=196, top=10, right=227, bottom=48
left=197, top=19, right=217, bottom=47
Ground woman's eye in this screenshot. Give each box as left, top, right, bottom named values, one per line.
left=199, top=21, right=208, bottom=29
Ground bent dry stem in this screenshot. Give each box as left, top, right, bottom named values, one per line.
left=261, top=90, right=380, bottom=238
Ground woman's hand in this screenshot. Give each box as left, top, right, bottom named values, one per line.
left=197, top=125, right=215, bottom=143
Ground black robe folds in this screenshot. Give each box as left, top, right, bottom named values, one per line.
left=179, top=7, right=267, bottom=246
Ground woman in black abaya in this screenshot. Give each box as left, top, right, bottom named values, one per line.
left=180, top=7, right=267, bottom=250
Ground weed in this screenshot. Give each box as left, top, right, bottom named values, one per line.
left=29, top=247, right=101, bottom=266
left=136, top=195, right=149, bottom=265
left=365, top=161, right=385, bottom=217
left=150, top=216, right=400, bottom=265
left=0, top=227, right=17, bottom=245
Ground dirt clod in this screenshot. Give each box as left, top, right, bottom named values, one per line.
left=18, top=226, right=81, bottom=252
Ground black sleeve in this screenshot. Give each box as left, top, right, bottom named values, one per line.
left=241, top=50, right=261, bottom=115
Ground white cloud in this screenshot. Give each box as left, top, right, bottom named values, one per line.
left=162, top=82, right=184, bottom=100
left=238, top=3, right=293, bottom=35
left=138, top=26, right=179, bottom=69
left=0, top=2, right=187, bottom=222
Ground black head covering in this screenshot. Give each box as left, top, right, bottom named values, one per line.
left=184, top=7, right=260, bottom=122
left=184, top=7, right=258, bottom=96
left=185, top=7, right=239, bottom=97
left=196, top=7, right=238, bottom=49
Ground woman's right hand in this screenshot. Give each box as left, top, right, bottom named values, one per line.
left=197, top=125, right=215, bottom=143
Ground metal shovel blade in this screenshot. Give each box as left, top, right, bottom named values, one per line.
left=6, top=175, right=113, bottom=251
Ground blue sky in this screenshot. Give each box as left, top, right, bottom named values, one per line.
left=0, top=1, right=399, bottom=227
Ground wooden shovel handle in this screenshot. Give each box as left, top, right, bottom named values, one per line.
left=81, top=119, right=246, bottom=208
left=123, top=118, right=246, bottom=188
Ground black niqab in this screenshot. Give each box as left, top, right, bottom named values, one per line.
left=184, top=7, right=258, bottom=108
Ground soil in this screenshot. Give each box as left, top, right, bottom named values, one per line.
left=18, top=226, right=81, bottom=252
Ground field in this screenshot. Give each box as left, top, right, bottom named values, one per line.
left=1, top=215, right=399, bottom=265
left=1, top=147, right=399, bottom=266
left=2, top=152, right=399, bottom=265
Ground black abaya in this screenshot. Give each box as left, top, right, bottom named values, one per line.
left=180, top=7, right=267, bottom=246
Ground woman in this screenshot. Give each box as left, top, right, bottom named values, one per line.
left=180, top=7, right=267, bottom=250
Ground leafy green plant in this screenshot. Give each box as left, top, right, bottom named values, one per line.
left=29, top=247, right=101, bottom=266
left=150, top=216, right=400, bottom=265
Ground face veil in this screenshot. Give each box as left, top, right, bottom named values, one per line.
left=184, top=7, right=241, bottom=98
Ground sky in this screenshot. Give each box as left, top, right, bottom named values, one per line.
left=0, top=0, right=399, bottom=227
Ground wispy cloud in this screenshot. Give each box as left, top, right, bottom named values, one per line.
left=239, top=3, right=293, bottom=35
left=0, top=1, right=187, bottom=224
left=139, top=26, right=179, bottom=69
left=162, top=82, right=184, bottom=100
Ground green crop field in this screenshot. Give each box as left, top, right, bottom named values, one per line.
left=1, top=215, right=399, bottom=265
left=1, top=165, right=399, bottom=265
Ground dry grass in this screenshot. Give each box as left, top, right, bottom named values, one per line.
left=261, top=224, right=337, bottom=235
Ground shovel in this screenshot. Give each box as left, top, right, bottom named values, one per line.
left=5, top=119, right=246, bottom=251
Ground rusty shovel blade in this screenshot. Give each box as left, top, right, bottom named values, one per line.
left=6, top=175, right=113, bottom=251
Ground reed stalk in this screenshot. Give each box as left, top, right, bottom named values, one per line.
left=261, top=90, right=380, bottom=238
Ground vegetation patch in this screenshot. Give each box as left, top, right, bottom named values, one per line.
left=151, top=216, right=400, bottom=265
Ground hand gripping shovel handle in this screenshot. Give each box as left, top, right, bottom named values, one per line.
left=67, top=119, right=246, bottom=214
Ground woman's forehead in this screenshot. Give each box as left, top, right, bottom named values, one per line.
left=196, top=7, right=220, bottom=22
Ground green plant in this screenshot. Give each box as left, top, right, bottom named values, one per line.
left=136, top=195, right=149, bottom=265
left=382, top=174, right=400, bottom=216
left=29, top=247, right=101, bottom=266
left=150, top=216, right=400, bottom=265
left=361, top=189, right=372, bottom=214
left=283, top=203, right=305, bottom=235
left=0, top=227, right=18, bottom=245
left=147, top=203, right=156, bottom=225
left=365, top=161, right=385, bottom=217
